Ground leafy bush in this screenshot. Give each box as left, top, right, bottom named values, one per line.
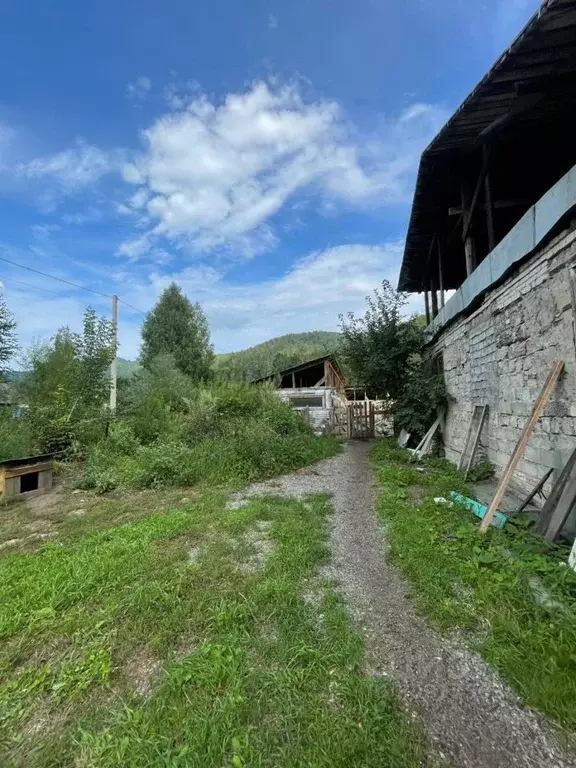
left=393, top=354, right=447, bottom=439
left=0, top=410, right=32, bottom=462
left=80, top=376, right=339, bottom=491
left=467, top=459, right=496, bottom=482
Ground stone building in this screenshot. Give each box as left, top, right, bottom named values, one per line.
left=398, top=1, right=576, bottom=507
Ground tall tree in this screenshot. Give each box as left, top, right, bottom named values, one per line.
left=140, top=283, right=213, bottom=381
left=0, top=293, right=17, bottom=376
left=20, top=308, right=116, bottom=452
left=21, top=309, right=116, bottom=410
left=339, top=281, right=422, bottom=399
left=340, top=280, right=445, bottom=438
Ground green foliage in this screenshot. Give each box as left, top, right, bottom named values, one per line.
left=0, top=409, right=32, bottom=461
left=116, top=357, right=140, bottom=378
left=214, top=331, right=341, bottom=382
left=0, top=293, right=17, bottom=375
left=19, top=308, right=115, bottom=456
left=372, top=439, right=576, bottom=730
left=0, top=489, right=429, bottom=766
left=341, top=282, right=445, bottom=439
left=393, top=354, right=446, bottom=438
left=339, top=281, right=422, bottom=400
left=81, top=369, right=339, bottom=491
left=140, top=283, right=213, bottom=382
left=467, top=459, right=496, bottom=482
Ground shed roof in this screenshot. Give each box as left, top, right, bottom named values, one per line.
left=0, top=453, right=56, bottom=470
left=399, top=0, right=576, bottom=292
left=252, top=354, right=344, bottom=384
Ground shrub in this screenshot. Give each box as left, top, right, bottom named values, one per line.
left=0, top=410, right=32, bottom=461
left=79, top=379, right=338, bottom=492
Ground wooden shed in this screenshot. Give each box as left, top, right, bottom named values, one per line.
left=0, top=454, right=54, bottom=500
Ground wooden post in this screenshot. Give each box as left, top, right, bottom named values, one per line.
left=430, top=276, right=439, bottom=319
left=424, top=290, right=431, bottom=325
left=534, top=446, right=576, bottom=534
left=461, top=184, right=477, bottom=276
left=464, top=236, right=476, bottom=277
left=109, top=295, right=118, bottom=412
left=437, top=239, right=445, bottom=309
left=483, top=145, right=495, bottom=252
left=292, top=372, right=296, bottom=388
left=480, top=361, right=565, bottom=532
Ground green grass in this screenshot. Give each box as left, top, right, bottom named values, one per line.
left=371, top=438, right=576, bottom=731
left=0, top=485, right=429, bottom=767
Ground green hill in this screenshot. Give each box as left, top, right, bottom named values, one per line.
left=214, top=331, right=342, bottom=382
left=117, top=358, right=141, bottom=378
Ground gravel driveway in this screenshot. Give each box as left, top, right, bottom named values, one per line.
left=230, top=441, right=576, bottom=768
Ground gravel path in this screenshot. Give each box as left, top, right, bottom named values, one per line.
left=231, top=441, right=575, bottom=768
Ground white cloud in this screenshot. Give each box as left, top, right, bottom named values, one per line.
left=19, top=141, right=120, bottom=191
left=117, top=241, right=423, bottom=355
left=117, top=81, right=446, bottom=260
left=126, top=76, right=152, bottom=101
left=2, top=239, right=424, bottom=360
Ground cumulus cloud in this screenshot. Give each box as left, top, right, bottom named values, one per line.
left=118, top=81, right=447, bottom=260
left=19, top=141, right=120, bottom=191
left=2, top=238, right=423, bottom=359
left=117, top=241, right=423, bottom=355
left=126, top=76, right=152, bottom=101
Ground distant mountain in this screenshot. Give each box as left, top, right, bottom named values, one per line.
left=214, top=331, right=342, bottom=382
left=117, top=358, right=141, bottom=378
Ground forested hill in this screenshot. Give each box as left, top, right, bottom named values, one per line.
left=5, top=333, right=341, bottom=385
left=213, top=331, right=342, bottom=382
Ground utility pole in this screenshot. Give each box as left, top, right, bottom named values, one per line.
left=110, top=294, right=118, bottom=412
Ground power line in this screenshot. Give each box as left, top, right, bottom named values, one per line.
left=117, top=298, right=146, bottom=315
left=0, top=254, right=111, bottom=299
left=0, top=274, right=66, bottom=297
left=0, top=254, right=147, bottom=315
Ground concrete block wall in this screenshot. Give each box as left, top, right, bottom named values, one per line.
left=432, top=225, right=576, bottom=507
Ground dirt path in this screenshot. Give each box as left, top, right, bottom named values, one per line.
left=231, top=441, right=575, bottom=768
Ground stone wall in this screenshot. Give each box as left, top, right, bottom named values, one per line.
left=432, top=224, right=576, bottom=506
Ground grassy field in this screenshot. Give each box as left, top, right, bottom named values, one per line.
left=0, top=475, right=430, bottom=767
left=371, top=439, right=576, bottom=732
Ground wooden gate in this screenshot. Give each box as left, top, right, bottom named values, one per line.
left=347, top=401, right=375, bottom=439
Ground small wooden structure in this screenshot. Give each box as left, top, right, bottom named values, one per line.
left=253, top=355, right=392, bottom=438
left=253, top=354, right=347, bottom=392
left=0, top=454, right=54, bottom=500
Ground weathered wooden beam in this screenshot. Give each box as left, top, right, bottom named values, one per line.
left=448, top=199, right=531, bottom=215
left=464, top=237, right=477, bottom=277
left=437, top=239, right=445, bottom=309
left=462, top=147, right=491, bottom=243
left=480, top=361, right=565, bottom=532
left=534, top=446, right=576, bottom=535
left=484, top=145, right=495, bottom=252
left=430, top=276, right=439, bottom=319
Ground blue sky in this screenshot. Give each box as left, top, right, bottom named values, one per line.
left=0, top=0, right=541, bottom=358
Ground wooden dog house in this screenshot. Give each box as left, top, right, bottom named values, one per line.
left=0, top=454, right=54, bottom=500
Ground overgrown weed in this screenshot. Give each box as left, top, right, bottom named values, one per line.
left=372, top=438, right=576, bottom=730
